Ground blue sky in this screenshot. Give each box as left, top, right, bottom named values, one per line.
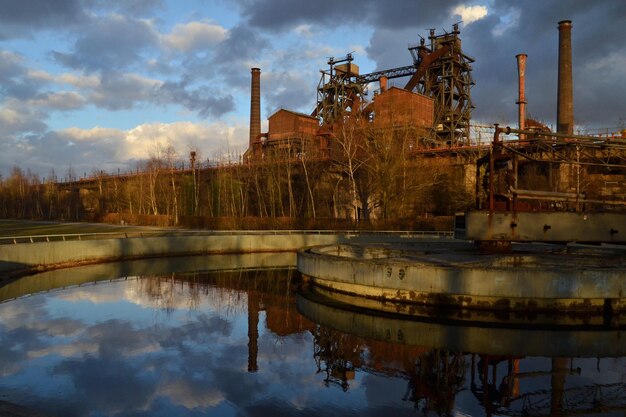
left=0, top=0, right=624, bottom=177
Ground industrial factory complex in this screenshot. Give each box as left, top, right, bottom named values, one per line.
left=49, top=19, right=626, bottom=244
left=244, top=20, right=626, bottom=244
left=245, top=22, right=473, bottom=160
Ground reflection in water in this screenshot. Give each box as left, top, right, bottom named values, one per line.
left=1, top=256, right=626, bottom=417
left=298, top=288, right=626, bottom=417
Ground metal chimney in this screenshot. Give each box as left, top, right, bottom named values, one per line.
left=557, top=20, right=573, bottom=135
left=516, top=53, right=528, bottom=138
left=249, top=67, right=261, bottom=146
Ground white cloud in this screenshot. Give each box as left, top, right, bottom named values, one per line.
left=54, top=120, right=247, bottom=165
left=26, top=69, right=54, bottom=83
left=0, top=100, right=47, bottom=135
left=293, top=24, right=313, bottom=38
left=58, top=72, right=101, bottom=89
left=60, top=126, right=125, bottom=143
left=29, top=91, right=86, bottom=110
left=125, top=120, right=248, bottom=162
left=162, top=21, right=228, bottom=52
left=452, top=4, right=488, bottom=25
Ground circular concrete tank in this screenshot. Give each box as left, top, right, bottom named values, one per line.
left=297, top=241, right=626, bottom=326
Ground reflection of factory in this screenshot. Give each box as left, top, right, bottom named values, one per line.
left=298, top=289, right=626, bottom=417
left=244, top=23, right=473, bottom=161
left=46, top=263, right=626, bottom=417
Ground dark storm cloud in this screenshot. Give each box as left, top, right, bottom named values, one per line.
left=93, top=0, right=164, bottom=16
left=212, top=24, right=272, bottom=88
left=264, top=71, right=316, bottom=116
left=461, top=0, right=626, bottom=128
left=236, top=0, right=462, bottom=32
left=0, top=0, right=87, bottom=39
left=154, top=80, right=236, bottom=118
left=52, top=14, right=159, bottom=72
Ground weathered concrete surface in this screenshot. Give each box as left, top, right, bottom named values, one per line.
left=297, top=241, right=626, bottom=313
left=464, top=211, right=626, bottom=242
left=0, top=231, right=446, bottom=276
left=297, top=290, right=626, bottom=357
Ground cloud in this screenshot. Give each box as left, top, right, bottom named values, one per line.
left=263, top=71, right=316, bottom=116
left=0, top=51, right=51, bottom=100
left=153, top=80, right=235, bottom=118
left=89, top=71, right=161, bottom=110
left=452, top=4, right=488, bottom=25
left=53, top=14, right=159, bottom=72
left=28, top=91, right=86, bottom=111
left=0, top=100, right=48, bottom=135
left=92, top=0, right=165, bottom=16
left=160, top=380, right=225, bottom=409
left=0, top=117, right=251, bottom=178
left=163, top=21, right=228, bottom=52
left=236, top=0, right=462, bottom=32
left=293, top=24, right=314, bottom=38
left=0, top=0, right=87, bottom=39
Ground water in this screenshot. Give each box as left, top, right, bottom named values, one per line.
left=1, top=255, right=625, bottom=417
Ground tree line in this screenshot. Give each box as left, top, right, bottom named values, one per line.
left=0, top=120, right=474, bottom=230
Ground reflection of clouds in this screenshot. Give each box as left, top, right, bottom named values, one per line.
left=28, top=341, right=99, bottom=359
left=86, top=319, right=161, bottom=358
left=56, top=286, right=128, bottom=305
left=53, top=356, right=157, bottom=415
left=0, top=297, right=48, bottom=331
left=0, top=276, right=432, bottom=416
left=160, top=379, right=225, bottom=408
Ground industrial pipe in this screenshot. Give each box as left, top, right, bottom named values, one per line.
left=516, top=54, right=527, bottom=139
left=379, top=76, right=388, bottom=92
left=557, top=20, right=573, bottom=135
left=249, top=68, right=261, bottom=147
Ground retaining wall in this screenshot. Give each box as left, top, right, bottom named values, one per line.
left=0, top=231, right=449, bottom=276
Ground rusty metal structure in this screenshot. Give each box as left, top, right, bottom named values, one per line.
left=463, top=125, right=626, bottom=243
left=516, top=53, right=527, bottom=138
left=313, top=53, right=365, bottom=125
left=406, top=24, right=475, bottom=145
left=459, top=19, right=626, bottom=245
left=245, top=24, right=475, bottom=160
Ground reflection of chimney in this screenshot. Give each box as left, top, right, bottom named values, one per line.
left=516, top=54, right=528, bottom=138
left=557, top=20, right=573, bottom=135
left=247, top=292, right=259, bottom=372
left=249, top=68, right=261, bottom=147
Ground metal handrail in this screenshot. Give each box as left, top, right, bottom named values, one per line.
left=0, top=229, right=453, bottom=245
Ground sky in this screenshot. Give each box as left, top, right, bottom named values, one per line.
left=0, top=0, right=624, bottom=178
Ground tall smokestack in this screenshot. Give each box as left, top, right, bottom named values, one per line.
left=557, top=20, right=573, bottom=135
left=516, top=53, right=528, bottom=137
left=249, top=67, right=261, bottom=146
left=379, top=76, right=388, bottom=92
